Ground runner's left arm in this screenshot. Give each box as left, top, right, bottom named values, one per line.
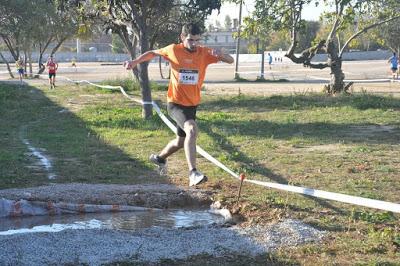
left=212, top=48, right=234, bottom=64
left=125, top=50, right=162, bottom=70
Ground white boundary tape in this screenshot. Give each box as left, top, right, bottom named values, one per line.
left=35, top=73, right=400, bottom=214
left=246, top=180, right=400, bottom=213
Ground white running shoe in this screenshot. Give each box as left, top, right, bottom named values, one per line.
left=189, top=170, right=208, bottom=186
left=149, top=154, right=167, bottom=175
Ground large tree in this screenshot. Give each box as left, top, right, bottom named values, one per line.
left=81, top=0, right=221, bottom=119
left=0, top=0, right=29, bottom=77
left=0, top=0, right=81, bottom=77
left=373, top=20, right=400, bottom=54
left=244, top=0, right=400, bottom=93
left=34, top=0, right=82, bottom=74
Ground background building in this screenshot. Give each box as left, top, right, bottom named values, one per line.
left=203, top=30, right=248, bottom=54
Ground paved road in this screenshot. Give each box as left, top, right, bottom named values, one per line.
left=1, top=60, right=399, bottom=96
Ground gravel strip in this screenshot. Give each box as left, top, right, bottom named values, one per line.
left=0, top=183, right=212, bottom=208
left=0, top=220, right=324, bottom=265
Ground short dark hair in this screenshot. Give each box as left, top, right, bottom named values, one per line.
left=181, top=23, right=202, bottom=36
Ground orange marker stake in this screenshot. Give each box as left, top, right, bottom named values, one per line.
left=236, top=173, right=246, bottom=204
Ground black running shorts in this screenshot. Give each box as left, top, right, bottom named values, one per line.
left=167, top=102, right=197, bottom=137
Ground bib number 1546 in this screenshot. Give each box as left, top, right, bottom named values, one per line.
left=179, top=69, right=199, bottom=85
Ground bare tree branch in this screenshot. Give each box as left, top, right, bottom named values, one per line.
left=286, top=40, right=327, bottom=68
left=340, top=15, right=400, bottom=57
left=327, top=1, right=345, bottom=42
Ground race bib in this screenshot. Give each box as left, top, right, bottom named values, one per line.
left=179, top=69, right=199, bottom=85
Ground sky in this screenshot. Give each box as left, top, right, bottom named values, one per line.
left=207, top=1, right=328, bottom=25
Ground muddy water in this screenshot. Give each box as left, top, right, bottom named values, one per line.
left=0, top=209, right=225, bottom=235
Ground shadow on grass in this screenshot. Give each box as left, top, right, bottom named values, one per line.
left=202, top=93, right=400, bottom=113
left=199, top=118, right=400, bottom=145
left=0, top=82, right=163, bottom=189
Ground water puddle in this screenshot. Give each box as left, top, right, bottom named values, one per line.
left=0, top=209, right=225, bottom=236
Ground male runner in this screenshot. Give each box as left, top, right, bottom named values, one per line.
left=267, top=53, right=273, bottom=69
left=46, top=55, right=58, bottom=89
left=388, top=52, right=399, bottom=80
left=125, top=23, right=234, bottom=186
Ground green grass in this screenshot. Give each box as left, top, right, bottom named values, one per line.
left=1, top=81, right=400, bottom=264
left=100, top=77, right=168, bottom=92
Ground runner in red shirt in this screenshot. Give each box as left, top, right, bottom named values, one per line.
left=46, top=55, right=58, bottom=89
left=125, top=23, right=234, bottom=186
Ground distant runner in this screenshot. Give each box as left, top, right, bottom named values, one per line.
left=125, top=22, right=234, bottom=186
left=268, top=53, right=273, bottom=69
left=15, top=57, right=24, bottom=84
left=71, top=57, right=77, bottom=71
left=46, top=55, right=58, bottom=89
left=388, top=52, right=399, bottom=80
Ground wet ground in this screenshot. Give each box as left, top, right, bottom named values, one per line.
left=0, top=184, right=325, bottom=265
left=0, top=208, right=225, bottom=235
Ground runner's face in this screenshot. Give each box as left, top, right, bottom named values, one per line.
left=181, top=34, right=201, bottom=52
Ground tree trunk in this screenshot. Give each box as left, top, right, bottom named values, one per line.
left=138, top=63, right=152, bottom=118
left=50, top=37, right=67, bottom=56
left=260, top=51, right=265, bottom=79
left=138, top=34, right=153, bottom=119
left=28, top=50, right=33, bottom=77
left=23, top=51, right=27, bottom=78
left=37, top=38, right=53, bottom=75
left=329, top=60, right=345, bottom=93
left=0, top=52, right=15, bottom=78
left=130, top=36, right=139, bottom=81
left=1, top=35, right=19, bottom=61
left=326, top=39, right=345, bottom=94
left=37, top=59, right=46, bottom=75
left=159, top=56, right=165, bottom=79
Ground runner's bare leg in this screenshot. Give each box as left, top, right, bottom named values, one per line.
left=159, top=136, right=185, bottom=159
left=183, top=120, right=198, bottom=171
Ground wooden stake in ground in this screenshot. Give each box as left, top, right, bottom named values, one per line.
left=236, top=173, right=246, bottom=204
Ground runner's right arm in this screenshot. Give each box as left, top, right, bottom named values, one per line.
left=125, top=51, right=161, bottom=70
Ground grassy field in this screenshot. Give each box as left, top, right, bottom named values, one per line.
left=0, top=80, right=399, bottom=264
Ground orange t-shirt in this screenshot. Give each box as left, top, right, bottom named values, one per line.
left=156, top=43, right=219, bottom=106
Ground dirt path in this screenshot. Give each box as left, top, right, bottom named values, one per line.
left=2, top=61, right=400, bottom=97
